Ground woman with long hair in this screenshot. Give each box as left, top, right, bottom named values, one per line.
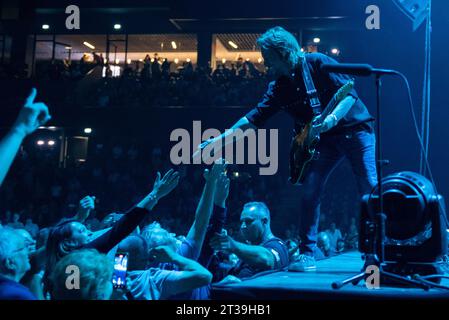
left=43, top=169, right=179, bottom=297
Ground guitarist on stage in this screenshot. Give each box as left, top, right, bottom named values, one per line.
left=195, top=26, right=377, bottom=272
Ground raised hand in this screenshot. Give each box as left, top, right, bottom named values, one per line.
left=152, top=169, right=180, bottom=199
left=76, top=195, right=96, bottom=222
left=137, top=169, right=180, bottom=211
left=13, top=88, right=51, bottom=137
left=214, top=172, right=230, bottom=208
left=203, top=158, right=228, bottom=183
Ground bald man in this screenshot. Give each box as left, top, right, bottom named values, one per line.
left=210, top=202, right=288, bottom=281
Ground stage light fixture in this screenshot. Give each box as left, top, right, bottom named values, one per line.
left=84, top=128, right=92, bottom=134
left=186, top=58, right=191, bottom=62
left=114, top=24, right=122, bottom=30
left=313, top=37, right=321, bottom=44
left=174, top=58, right=179, bottom=64
left=331, top=48, right=340, bottom=55
left=393, top=0, right=429, bottom=31
left=83, top=41, right=95, bottom=50
left=42, top=24, right=50, bottom=30
left=228, top=41, right=238, bottom=49
left=360, top=171, right=447, bottom=276
left=48, top=140, right=55, bottom=146
left=171, top=41, right=177, bottom=49
left=37, top=140, right=45, bottom=146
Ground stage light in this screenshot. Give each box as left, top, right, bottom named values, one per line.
left=65, top=46, right=72, bottom=50
left=151, top=58, right=155, bottom=62
left=37, top=140, right=45, bottom=146
left=186, top=58, right=191, bottom=62
left=84, top=128, right=92, bottom=134
left=83, top=42, right=95, bottom=50
left=331, top=48, right=340, bottom=55
left=139, top=59, right=143, bottom=62
left=246, top=58, right=250, bottom=61
left=228, top=41, right=238, bottom=49
left=48, top=140, right=55, bottom=146
left=393, top=0, right=429, bottom=31
left=360, top=171, right=447, bottom=275
left=171, top=41, right=177, bottom=49
left=257, top=57, right=263, bottom=63
left=127, top=59, right=131, bottom=64
left=221, top=58, right=226, bottom=64
left=174, top=58, right=179, bottom=64
left=115, top=59, right=120, bottom=64
left=114, top=24, right=122, bottom=30
left=42, top=24, right=50, bottom=30
left=313, top=38, right=321, bottom=44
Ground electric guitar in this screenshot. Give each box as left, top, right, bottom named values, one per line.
left=289, top=81, right=354, bottom=185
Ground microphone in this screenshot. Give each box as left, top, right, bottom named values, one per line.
left=321, top=63, right=397, bottom=77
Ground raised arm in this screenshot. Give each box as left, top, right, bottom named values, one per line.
left=185, top=160, right=227, bottom=257
left=197, top=173, right=230, bottom=267
left=0, top=88, right=51, bottom=186
left=73, top=195, right=96, bottom=223
left=85, top=169, right=179, bottom=253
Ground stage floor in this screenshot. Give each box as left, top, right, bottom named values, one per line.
left=211, top=251, right=449, bottom=300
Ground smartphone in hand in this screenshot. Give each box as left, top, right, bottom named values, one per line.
left=112, top=252, right=128, bottom=290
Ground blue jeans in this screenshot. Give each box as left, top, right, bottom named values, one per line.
left=298, top=127, right=378, bottom=257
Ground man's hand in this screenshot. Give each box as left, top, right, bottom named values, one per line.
left=210, top=231, right=236, bottom=254
left=193, top=137, right=225, bottom=163
left=76, top=195, right=96, bottom=222
left=214, top=172, right=230, bottom=208
left=320, top=114, right=338, bottom=133
left=203, top=159, right=228, bottom=183
left=13, top=88, right=51, bottom=138
left=149, top=245, right=178, bottom=263
left=152, top=169, right=180, bottom=199
left=137, top=169, right=180, bottom=211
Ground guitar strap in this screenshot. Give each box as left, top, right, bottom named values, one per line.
left=301, top=56, right=322, bottom=116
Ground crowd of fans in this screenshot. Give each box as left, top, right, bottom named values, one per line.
left=1, top=54, right=270, bottom=110
left=0, top=42, right=364, bottom=300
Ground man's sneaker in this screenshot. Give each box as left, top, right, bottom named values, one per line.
left=288, top=254, right=317, bottom=272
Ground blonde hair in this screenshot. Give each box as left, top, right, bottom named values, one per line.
left=257, top=26, right=304, bottom=68
left=50, top=249, right=113, bottom=300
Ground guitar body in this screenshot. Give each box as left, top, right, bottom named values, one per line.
left=288, top=81, right=354, bottom=185
left=289, top=123, right=320, bottom=185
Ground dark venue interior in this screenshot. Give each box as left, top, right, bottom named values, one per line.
left=0, top=0, right=449, bottom=306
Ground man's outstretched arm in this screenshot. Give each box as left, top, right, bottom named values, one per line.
left=210, top=234, right=275, bottom=270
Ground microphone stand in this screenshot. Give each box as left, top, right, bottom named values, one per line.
left=331, top=71, right=431, bottom=290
